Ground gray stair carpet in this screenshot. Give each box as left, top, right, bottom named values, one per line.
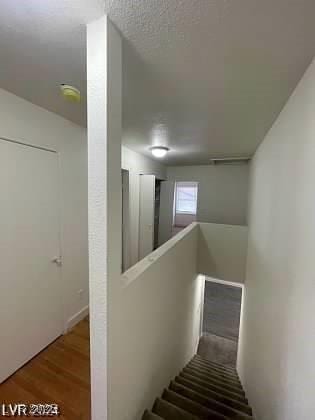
left=142, top=355, right=253, bottom=419
left=142, top=410, right=165, bottom=420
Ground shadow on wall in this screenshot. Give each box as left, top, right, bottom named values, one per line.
left=238, top=239, right=295, bottom=419
left=198, top=223, right=248, bottom=284
left=198, top=233, right=218, bottom=277
left=111, top=224, right=203, bottom=420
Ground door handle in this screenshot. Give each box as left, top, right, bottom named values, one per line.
left=51, top=256, right=62, bottom=266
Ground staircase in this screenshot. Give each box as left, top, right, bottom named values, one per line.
left=142, top=354, right=253, bottom=419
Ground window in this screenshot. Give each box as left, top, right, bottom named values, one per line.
left=175, top=182, right=198, bottom=215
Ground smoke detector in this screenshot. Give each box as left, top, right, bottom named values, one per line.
left=60, top=84, right=81, bottom=103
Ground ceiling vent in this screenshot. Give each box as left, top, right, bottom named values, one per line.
left=209, top=157, right=251, bottom=165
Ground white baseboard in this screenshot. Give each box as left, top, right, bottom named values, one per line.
left=65, top=305, right=89, bottom=333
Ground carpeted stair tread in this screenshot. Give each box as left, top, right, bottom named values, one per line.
left=191, top=361, right=239, bottom=380
left=189, top=362, right=240, bottom=383
left=194, top=356, right=237, bottom=373
left=153, top=398, right=199, bottom=420
left=183, top=367, right=244, bottom=395
left=193, top=356, right=237, bottom=375
left=188, top=361, right=241, bottom=384
left=143, top=355, right=253, bottom=419
left=179, top=372, right=248, bottom=404
left=162, top=389, right=228, bottom=419
left=142, top=410, right=165, bottom=420
left=183, top=367, right=244, bottom=393
left=192, top=361, right=236, bottom=376
left=187, top=363, right=241, bottom=388
left=169, top=381, right=253, bottom=420
left=174, top=376, right=252, bottom=416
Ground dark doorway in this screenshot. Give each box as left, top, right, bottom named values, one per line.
left=198, top=279, right=242, bottom=367
left=153, top=179, right=161, bottom=249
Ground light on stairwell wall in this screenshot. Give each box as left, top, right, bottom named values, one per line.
left=150, top=146, right=169, bottom=158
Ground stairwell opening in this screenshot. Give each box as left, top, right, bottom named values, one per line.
left=198, top=278, right=243, bottom=367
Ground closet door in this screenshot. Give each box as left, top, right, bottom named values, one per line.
left=139, top=174, right=155, bottom=259
left=0, top=139, right=63, bottom=383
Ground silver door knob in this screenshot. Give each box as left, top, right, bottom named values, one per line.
left=52, top=256, right=62, bottom=266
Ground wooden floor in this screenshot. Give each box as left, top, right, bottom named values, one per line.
left=0, top=318, right=91, bottom=419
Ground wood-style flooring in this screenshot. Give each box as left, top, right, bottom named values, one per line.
left=0, top=318, right=91, bottom=419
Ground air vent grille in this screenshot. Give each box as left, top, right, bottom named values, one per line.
left=209, top=157, right=251, bottom=165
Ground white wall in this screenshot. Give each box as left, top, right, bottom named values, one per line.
left=238, top=59, right=315, bottom=420
left=167, top=165, right=249, bottom=226
left=87, top=16, right=123, bottom=420
left=0, top=87, right=88, bottom=328
left=122, top=146, right=166, bottom=180
left=111, top=224, right=203, bottom=420
left=107, top=220, right=247, bottom=420
left=122, top=146, right=166, bottom=266
left=174, top=213, right=196, bottom=227
left=198, top=223, right=248, bottom=284
left=87, top=19, right=172, bottom=419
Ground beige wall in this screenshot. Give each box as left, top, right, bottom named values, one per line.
left=112, top=224, right=203, bottom=420
left=167, top=164, right=249, bottom=226
left=88, top=20, right=202, bottom=420
left=198, top=223, right=248, bottom=284
left=238, top=59, right=315, bottom=420
left=0, top=87, right=88, bottom=329
left=107, top=220, right=248, bottom=420
left=87, top=16, right=123, bottom=419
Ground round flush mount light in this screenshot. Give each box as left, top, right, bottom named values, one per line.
left=150, top=146, right=170, bottom=158
left=60, top=84, right=81, bottom=103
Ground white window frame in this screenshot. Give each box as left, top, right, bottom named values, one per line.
left=174, top=181, right=198, bottom=215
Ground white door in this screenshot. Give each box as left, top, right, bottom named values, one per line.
left=158, top=181, right=175, bottom=246
left=0, top=139, right=63, bottom=383
left=139, top=174, right=155, bottom=260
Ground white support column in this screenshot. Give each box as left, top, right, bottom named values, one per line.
left=87, top=15, right=122, bottom=420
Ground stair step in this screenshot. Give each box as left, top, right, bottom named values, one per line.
left=153, top=398, right=198, bottom=420
left=162, top=389, right=228, bottom=419
left=169, top=381, right=253, bottom=420
left=175, top=376, right=252, bottom=416
left=193, top=356, right=237, bottom=375
left=142, top=410, right=165, bottom=420
left=185, top=365, right=242, bottom=388
left=194, top=355, right=237, bottom=372
left=183, top=367, right=245, bottom=395
left=190, top=361, right=240, bottom=383
left=188, top=360, right=241, bottom=384
left=179, top=372, right=248, bottom=404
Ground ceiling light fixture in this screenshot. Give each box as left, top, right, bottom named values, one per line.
left=60, top=84, right=81, bottom=103
left=150, top=146, right=169, bottom=158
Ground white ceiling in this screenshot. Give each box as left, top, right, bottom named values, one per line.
left=0, top=1, right=314, bottom=165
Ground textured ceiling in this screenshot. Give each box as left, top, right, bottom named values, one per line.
left=0, top=0, right=104, bottom=128
left=0, top=1, right=315, bottom=165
